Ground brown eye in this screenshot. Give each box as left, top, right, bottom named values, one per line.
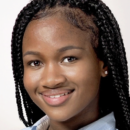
left=63, top=57, right=77, bottom=63
left=30, top=60, right=42, bottom=67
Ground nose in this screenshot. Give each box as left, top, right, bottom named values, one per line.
left=40, top=63, right=67, bottom=88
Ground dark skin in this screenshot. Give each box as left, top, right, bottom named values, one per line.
left=22, top=13, right=108, bottom=130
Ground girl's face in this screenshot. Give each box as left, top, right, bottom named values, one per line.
left=22, top=14, right=106, bottom=123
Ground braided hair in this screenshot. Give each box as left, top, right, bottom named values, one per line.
left=11, top=0, right=130, bottom=129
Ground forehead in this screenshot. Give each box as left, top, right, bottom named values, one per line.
left=22, top=14, right=92, bottom=53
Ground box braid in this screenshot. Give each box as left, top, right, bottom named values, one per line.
left=11, top=0, right=130, bottom=129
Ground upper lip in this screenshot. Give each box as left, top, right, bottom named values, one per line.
left=40, top=89, right=74, bottom=96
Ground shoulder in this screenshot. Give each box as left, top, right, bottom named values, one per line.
left=21, top=115, right=49, bottom=130
left=79, top=112, right=118, bottom=130
left=21, top=118, right=41, bottom=130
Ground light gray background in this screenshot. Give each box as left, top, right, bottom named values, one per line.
left=0, top=0, right=130, bottom=130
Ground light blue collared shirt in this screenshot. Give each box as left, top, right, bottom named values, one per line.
left=22, top=112, right=118, bottom=130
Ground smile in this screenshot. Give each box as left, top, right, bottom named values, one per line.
left=45, top=91, right=72, bottom=98
left=41, top=89, right=74, bottom=106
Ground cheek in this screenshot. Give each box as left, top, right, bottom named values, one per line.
left=79, top=64, right=101, bottom=90
left=66, top=61, right=101, bottom=98
left=67, top=60, right=101, bottom=86
left=23, top=69, right=41, bottom=94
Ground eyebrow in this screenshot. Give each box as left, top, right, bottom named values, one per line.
left=23, top=51, right=40, bottom=57
left=57, top=45, right=84, bottom=52
left=23, top=45, right=84, bottom=57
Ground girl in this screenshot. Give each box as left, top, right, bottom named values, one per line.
left=11, top=0, right=130, bottom=130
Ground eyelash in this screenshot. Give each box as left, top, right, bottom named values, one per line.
left=28, top=56, right=78, bottom=67
left=62, top=56, right=78, bottom=63
left=28, top=60, right=43, bottom=67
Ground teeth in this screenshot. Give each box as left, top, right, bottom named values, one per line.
left=50, top=96, right=55, bottom=98
left=55, top=95, right=60, bottom=98
left=49, top=91, right=71, bottom=98
left=65, top=92, right=68, bottom=95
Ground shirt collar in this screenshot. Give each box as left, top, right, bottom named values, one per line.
left=37, top=112, right=117, bottom=130
left=79, top=112, right=117, bottom=130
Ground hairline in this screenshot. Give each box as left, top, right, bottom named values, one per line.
left=31, top=5, right=99, bottom=49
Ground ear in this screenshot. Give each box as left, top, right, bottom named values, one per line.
left=99, top=60, right=108, bottom=77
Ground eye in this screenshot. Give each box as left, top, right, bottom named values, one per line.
left=29, top=60, right=43, bottom=67
left=63, top=57, right=78, bottom=63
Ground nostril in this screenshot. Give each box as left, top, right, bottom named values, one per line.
left=41, top=73, right=67, bottom=89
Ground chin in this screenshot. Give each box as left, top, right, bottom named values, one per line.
left=45, top=109, right=75, bottom=122
left=49, top=113, right=71, bottom=122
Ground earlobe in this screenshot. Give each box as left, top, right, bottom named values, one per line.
left=99, top=60, right=108, bottom=77
left=101, top=66, right=108, bottom=77
left=105, top=70, right=108, bottom=75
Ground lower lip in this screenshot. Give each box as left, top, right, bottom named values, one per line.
left=42, top=92, right=73, bottom=106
